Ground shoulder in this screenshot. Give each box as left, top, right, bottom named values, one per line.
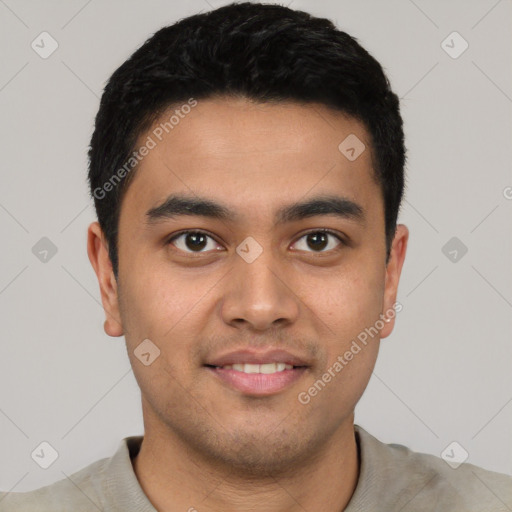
left=0, top=451, right=112, bottom=512
left=354, top=425, right=512, bottom=512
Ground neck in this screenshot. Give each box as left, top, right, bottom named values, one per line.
left=132, top=417, right=360, bottom=512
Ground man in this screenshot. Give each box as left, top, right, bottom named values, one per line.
left=1, top=2, right=510, bottom=511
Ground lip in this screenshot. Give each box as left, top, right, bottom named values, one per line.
left=205, top=348, right=310, bottom=367
left=206, top=366, right=308, bottom=396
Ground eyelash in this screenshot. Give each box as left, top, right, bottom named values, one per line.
left=166, top=229, right=346, bottom=255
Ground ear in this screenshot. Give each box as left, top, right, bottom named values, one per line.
left=87, top=221, right=124, bottom=337
left=380, top=224, right=408, bottom=339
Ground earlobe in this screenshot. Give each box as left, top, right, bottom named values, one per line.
left=87, top=221, right=124, bottom=337
left=380, top=224, right=409, bottom=339
left=104, top=316, right=123, bottom=337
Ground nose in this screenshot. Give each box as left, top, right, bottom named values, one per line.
left=220, top=245, right=300, bottom=332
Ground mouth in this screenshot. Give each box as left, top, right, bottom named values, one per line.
left=203, top=349, right=311, bottom=396
left=204, top=365, right=309, bottom=396
left=205, top=362, right=307, bottom=373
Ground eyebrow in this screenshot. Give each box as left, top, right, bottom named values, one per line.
left=145, top=193, right=365, bottom=227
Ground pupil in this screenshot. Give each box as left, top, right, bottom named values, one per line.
left=186, top=233, right=207, bottom=251
left=308, top=232, right=327, bottom=251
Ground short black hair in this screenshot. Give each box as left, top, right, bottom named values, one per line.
left=87, top=1, right=406, bottom=279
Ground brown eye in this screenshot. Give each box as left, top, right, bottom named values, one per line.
left=292, top=230, right=344, bottom=253
left=168, top=231, right=221, bottom=253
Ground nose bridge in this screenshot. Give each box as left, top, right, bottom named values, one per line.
left=221, top=237, right=299, bottom=329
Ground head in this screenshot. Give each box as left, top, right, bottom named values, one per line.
left=87, top=2, right=408, bottom=476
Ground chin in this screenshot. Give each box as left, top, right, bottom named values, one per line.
left=193, top=424, right=326, bottom=479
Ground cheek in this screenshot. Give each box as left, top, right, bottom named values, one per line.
left=120, top=262, right=207, bottom=342
left=309, top=258, right=383, bottom=396
left=119, top=268, right=203, bottom=400
left=119, top=265, right=217, bottom=391
left=316, top=260, right=385, bottom=338
left=306, top=273, right=382, bottom=410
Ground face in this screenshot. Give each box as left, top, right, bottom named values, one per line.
left=88, top=97, right=408, bottom=476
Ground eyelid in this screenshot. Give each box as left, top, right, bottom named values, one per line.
left=290, top=228, right=346, bottom=253
left=167, top=229, right=224, bottom=253
left=167, top=228, right=346, bottom=254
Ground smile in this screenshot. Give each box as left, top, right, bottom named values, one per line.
left=215, top=362, right=294, bottom=374
left=205, top=364, right=308, bottom=396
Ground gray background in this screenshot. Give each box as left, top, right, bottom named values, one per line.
left=1, top=0, right=511, bottom=492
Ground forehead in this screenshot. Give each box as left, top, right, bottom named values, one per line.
left=119, top=97, right=382, bottom=228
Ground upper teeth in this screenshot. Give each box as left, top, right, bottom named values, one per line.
left=222, top=363, right=293, bottom=374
